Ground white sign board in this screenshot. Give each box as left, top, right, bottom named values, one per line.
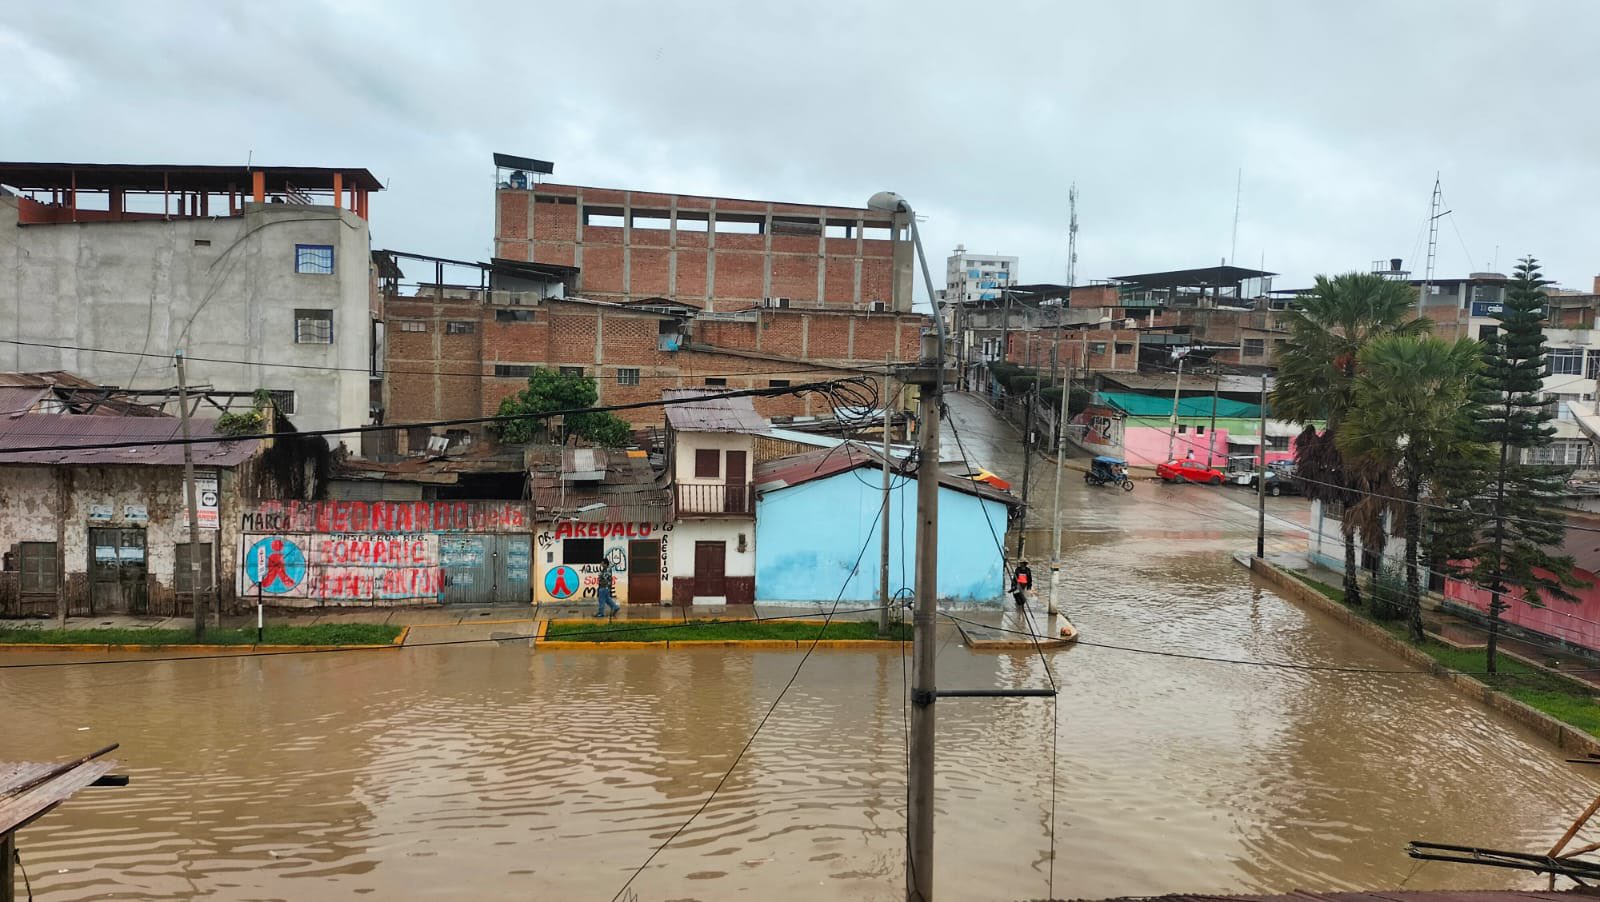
left=180, top=470, right=220, bottom=530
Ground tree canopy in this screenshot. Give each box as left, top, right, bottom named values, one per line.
left=491, top=368, right=634, bottom=447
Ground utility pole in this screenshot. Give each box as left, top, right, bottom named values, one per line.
left=906, top=328, right=943, bottom=902
left=1166, top=351, right=1186, bottom=462
left=1048, top=363, right=1069, bottom=618
left=999, top=289, right=1011, bottom=364
left=1208, top=367, right=1220, bottom=468
left=176, top=351, right=206, bottom=639
left=1015, top=386, right=1034, bottom=558
left=880, top=354, right=894, bottom=637
left=1256, top=372, right=1268, bottom=560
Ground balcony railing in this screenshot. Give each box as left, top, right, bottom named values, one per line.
left=675, top=482, right=754, bottom=516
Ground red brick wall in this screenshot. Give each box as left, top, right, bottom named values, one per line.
left=384, top=291, right=928, bottom=437
left=496, top=183, right=903, bottom=311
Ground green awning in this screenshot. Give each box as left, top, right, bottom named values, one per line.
left=1098, top=390, right=1262, bottom=419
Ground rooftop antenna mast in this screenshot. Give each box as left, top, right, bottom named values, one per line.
left=1229, top=168, right=1242, bottom=265
left=1423, top=173, right=1449, bottom=298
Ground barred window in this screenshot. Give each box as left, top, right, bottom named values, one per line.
left=397, top=320, right=428, bottom=333
left=446, top=321, right=476, bottom=335
left=174, top=543, right=214, bottom=595
left=495, top=365, right=532, bottom=378
left=294, top=244, right=334, bottom=274
left=295, top=309, right=333, bottom=344
left=616, top=368, right=641, bottom=386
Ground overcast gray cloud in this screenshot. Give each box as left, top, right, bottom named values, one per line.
left=5, top=0, right=1598, bottom=301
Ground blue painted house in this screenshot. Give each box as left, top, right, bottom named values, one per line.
left=754, top=445, right=1019, bottom=604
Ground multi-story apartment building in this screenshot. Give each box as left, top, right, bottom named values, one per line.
left=945, top=246, right=1018, bottom=303
left=0, top=161, right=383, bottom=441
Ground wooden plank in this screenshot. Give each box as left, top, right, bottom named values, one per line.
left=0, top=763, right=56, bottom=798
left=0, top=760, right=117, bottom=835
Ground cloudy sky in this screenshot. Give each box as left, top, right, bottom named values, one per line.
left=5, top=1, right=1598, bottom=304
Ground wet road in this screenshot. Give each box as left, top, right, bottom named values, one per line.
left=5, top=392, right=1599, bottom=900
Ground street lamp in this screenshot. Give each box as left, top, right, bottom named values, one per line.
left=867, top=191, right=947, bottom=389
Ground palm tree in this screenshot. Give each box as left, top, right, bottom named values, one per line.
left=1274, top=272, right=1431, bottom=607
left=1339, top=334, right=1483, bottom=641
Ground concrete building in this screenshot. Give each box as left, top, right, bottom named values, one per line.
left=662, top=389, right=764, bottom=605
left=378, top=253, right=923, bottom=448
left=945, top=245, right=1018, bottom=303
left=0, top=412, right=268, bottom=618
left=494, top=174, right=914, bottom=312
left=530, top=447, right=671, bottom=606
left=0, top=162, right=383, bottom=442
left=753, top=445, right=1018, bottom=603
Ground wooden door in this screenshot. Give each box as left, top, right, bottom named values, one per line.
left=628, top=540, right=661, bottom=604
left=724, top=450, right=748, bottom=512
left=693, top=541, right=726, bottom=599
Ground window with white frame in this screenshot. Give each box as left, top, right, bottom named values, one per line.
left=1528, top=439, right=1588, bottom=467
left=295, top=244, right=334, bottom=274
left=1551, top=347, right=1584, bottom=376
left=396, top=320, right=428, bottom=333
left=295, top=309, right=333, bottom=344
left=616, top=368, right=641, bottom=386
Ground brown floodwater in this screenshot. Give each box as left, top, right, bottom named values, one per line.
left=5, top=394, right=1599, bottom=900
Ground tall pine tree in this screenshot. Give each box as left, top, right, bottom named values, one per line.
left=1452, top=257, right=1584, bottom=672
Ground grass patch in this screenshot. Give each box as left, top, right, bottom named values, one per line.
left=545, top=618, right=912, bottom=643
left=0, top=623, right=402, bottom=646
left=1291, top=571, right=1600, bottom=736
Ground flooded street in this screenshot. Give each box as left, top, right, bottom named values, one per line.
left=6, top=393, right=1599, bottom=900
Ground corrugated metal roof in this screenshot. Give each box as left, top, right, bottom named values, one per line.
left=755, top=444, right=1019, bottom=507
left=1100, top=390, right=1262, bottom=419
left=663, top=388, right=771, bottom=434
left=0, top=386, right=48, bottom=418
left=0, top=414, right=260, bottom=467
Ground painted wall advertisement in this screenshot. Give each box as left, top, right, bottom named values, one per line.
left=238, top=533, right=442, bottom=602
left=534, top=521, right=667, bottom=604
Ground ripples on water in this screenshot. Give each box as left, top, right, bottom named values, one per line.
left=7, top=461, right=1600, bottom=899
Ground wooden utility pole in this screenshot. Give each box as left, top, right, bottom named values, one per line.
left=176, top=351, right=206, bottom=639
left=906, top=329, right=943, bottom=902
left=880, top=354, right=894, bottom=637
left=1256, top=373, right=1268, bottom=559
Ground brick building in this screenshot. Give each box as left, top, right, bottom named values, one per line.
left=493, top=180, right=915, bottom=312
left=379, top=256, right=923, bottom=447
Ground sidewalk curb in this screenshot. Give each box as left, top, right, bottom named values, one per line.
left=0, top=641, right=402, bottom=654
left=533, top=618, right=909, bottom=650
left=1238, top=554, right=1600, bottom=756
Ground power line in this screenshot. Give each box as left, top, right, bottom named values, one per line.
left=608, top=488, right=889, bottom=901
left=1, top=337, right=893, bottom=384
left=0, top=377, right=879, bottom=454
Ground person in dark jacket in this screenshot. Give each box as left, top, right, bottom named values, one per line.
left=595, top=565, right=620, bottom=617
left=1011, top=561, right=1033, bottom=606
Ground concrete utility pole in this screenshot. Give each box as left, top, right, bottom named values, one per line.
left=1048, top=363, right=1069, bottom=618
left=175, top=351, right=206, bottom=639
left=907, top=327, right=942, bottom=902
left=880, top=354, right=894, bottom=637
left=1256, top=372, right=1268, bottom=560
left=1167, top=351, right=1186, bottom=462
left=1015, top=386, right=1033, bottom=558
left=1209, top=367, right=1221, bottom=468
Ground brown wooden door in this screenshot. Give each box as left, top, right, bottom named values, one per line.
left=693, top=541, right=726, bottom=599
left=724, top=450, right=748, bottom=512
left=628, top=540, right=661, bottom=605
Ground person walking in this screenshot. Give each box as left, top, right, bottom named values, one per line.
left=595, top=565, right=620, bottom=617
left=1011, top=560, right=1033, bottom=607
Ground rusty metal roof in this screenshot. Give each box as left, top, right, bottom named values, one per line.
left=663, top=388, right=771, bottom=434
left=0, top=414, right=260, bottom=467
left=0, top=386, right=49, bottom=418
left=755, top=444, right=1019, bottom=507
left=530, top=448, right=670, bottom=523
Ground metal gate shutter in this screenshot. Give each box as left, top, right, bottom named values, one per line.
left=440, top=535, right=495, bottom=605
